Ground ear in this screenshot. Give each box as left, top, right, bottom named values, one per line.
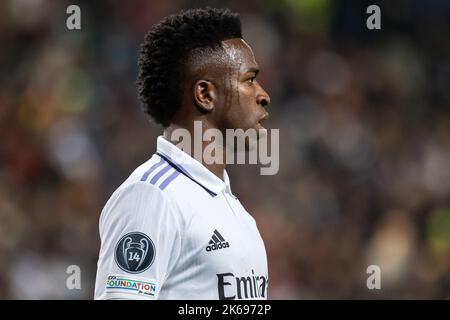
left=193, top=80, right=216, bottom=112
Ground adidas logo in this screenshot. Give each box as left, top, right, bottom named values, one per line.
left=206, top=230, right=230, bottom=252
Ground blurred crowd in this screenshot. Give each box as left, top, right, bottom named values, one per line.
left=1, top=0, right=449, bottom=299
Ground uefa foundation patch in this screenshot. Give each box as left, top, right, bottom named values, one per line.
left=106, top=275, right=157, bottom=297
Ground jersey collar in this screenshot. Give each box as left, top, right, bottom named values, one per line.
left=156, top=136, right=232, bottom=197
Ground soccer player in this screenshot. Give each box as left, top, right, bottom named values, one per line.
left=94, top=7, right=271, bottom=300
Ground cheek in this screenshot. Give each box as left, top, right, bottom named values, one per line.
left=222, top=84, right=256, bottom=129
left=237, top=86, right=258, bottom=116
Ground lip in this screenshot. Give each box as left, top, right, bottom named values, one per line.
left=256, top=112, right=269, bottom=131
left=259, top=112, right=269, bottom=122
left=258, top=112, right=269, bottom=125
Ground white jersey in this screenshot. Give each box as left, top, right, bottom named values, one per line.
left=94, top=136, right=268, bottom=300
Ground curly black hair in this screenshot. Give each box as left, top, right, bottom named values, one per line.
left=137, top=7, right=242, bottom=127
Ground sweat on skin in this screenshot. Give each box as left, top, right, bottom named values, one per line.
left=164, top=38, right=278, bottom=175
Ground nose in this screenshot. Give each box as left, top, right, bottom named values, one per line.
left=256, top=84, right=271, bottom=107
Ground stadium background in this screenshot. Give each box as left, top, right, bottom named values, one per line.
left=1, top=0, right=450, bottom=299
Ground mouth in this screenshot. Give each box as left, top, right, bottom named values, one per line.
left=257, top=112, right=269, bottom=126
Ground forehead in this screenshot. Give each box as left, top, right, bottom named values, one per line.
left=184, top=39, right=258, bottom=81
left=221, top=38, right=258, bottom=72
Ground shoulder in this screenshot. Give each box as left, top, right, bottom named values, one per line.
left=126, top=154, right=209, bottom=214
left=99, top=156, right=196, bottom=232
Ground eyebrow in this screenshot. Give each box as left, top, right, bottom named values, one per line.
left=246, top=67, right=259, bottom=75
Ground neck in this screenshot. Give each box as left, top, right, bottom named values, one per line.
left=163, top=123, right=226, bottom=181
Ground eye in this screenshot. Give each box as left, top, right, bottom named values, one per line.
left=247, top=76, right=256, bottom=85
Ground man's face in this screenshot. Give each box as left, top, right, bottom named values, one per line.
left=214, top=38, right=271, bottom=135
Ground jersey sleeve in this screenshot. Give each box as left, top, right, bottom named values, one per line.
left=94, top=181, right=182, bottom=300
